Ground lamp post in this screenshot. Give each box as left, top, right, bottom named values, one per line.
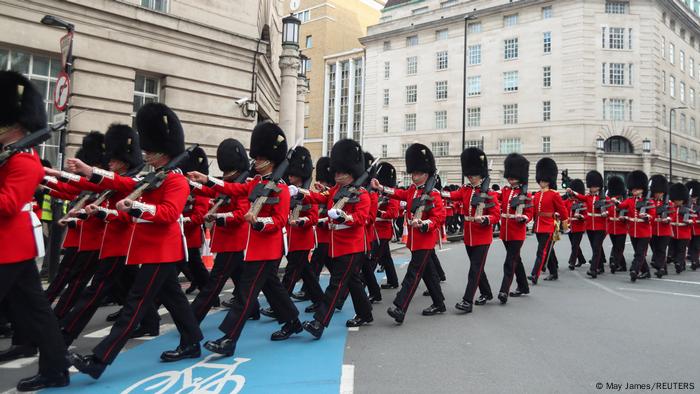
left=595, top=136, right=605, bottom=174
left=280, top=14, right=301, bottom=140
left=461, top=13, right=477, bottom=185
left=669, top=106, right=687, bottom=180
left=296, top=53, right=309, bottom=146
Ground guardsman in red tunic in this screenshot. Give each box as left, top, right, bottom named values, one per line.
left=648, top=175, right=672, bottom=278
left=668, top=183, right=692, bottom=274
left=615, top=171, right=655, bottom=282
left=360, top=152, right=383, bottom=303
left=568, top=170, right=608, bottom=279
left=372, top=144, right=446, bottom=323
left=189, top=122, right=301, bottom=356
left=444, top=147, right=500, bottom=313
left=308, top=157, right=335, bottom=296
left=189, top=138, right=256, bottom=321
left=497, top=153, right=532, bottom=303
left=374, top=163, right=400, bottom=289
left=0, top=71, right=71, bottom=391
left=606, top=176, right=628, bottom=273
left=298, top=139, right=373, bottom=338
left=686, top=181, right=700, bottom=270
left=528, top=158, right=568, bottom=284
left=565, top=179, right=588, bottom=270
left=67, top=103, right=203, bottom=378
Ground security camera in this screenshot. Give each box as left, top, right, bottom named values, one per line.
left=235, top=97, right=250, bottom=106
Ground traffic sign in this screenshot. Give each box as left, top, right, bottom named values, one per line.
left=60, top=31, right=73, bottom=69
left=53, top=70, right=70, bottom=112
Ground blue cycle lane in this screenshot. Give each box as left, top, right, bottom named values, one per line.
left=42, top=259, right=407, bottom=394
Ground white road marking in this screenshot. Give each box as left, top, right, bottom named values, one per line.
left=573, top=271, right=636, bottom=301
left=618, top=287, right=700, bottom=299
left=438, top=248, right=452, bottom=253
left=347, top=327, right=359, bottom=332
left=0, top=356, right=37, bottom=369
left=84, top=325, right=113, bottom=338
left=650, top=278, right=700, bottom=286
left=158, top=307, right=168, bottom=316
left=340, top=364, right=355, bottom=394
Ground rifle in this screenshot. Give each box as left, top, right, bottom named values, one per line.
left=410, top=171, right=439, bottom=222
left=330, top=158, right=380, bottom=211
left=204, top=160, right=254, bottom=222
left=592, top=190, right=613, bottom=215
left=247, top=143, right=298, bottom=217
left=85, top=164, right=146, bottom=220
left=509, top=183, right=532, bottom=217
left=637, top=181, right=655, bottom=216
left=0, top=126, right=53, bottom=165
left=57, top=191, right=96, bottom=226
left=571, top=201, right=587, bottom=220
left=469, top=175, right=495, bottom=219
left=123, top=145, right=198, bottom=204
left=655, top=188, right=672, bottom=220
left=290, top=176, right=313, bottom=222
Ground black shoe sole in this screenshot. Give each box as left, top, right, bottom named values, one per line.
left=203, top=342, right=234, bottom=357
left=160, top=351, right=201, bottom=362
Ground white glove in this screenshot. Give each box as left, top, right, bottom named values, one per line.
left=328, top=208, right=343, bottom=220
left=400, top=201, right=407, bottom=208
left=288, top=185, right=299, bottom=197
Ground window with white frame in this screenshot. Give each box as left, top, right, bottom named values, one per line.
left=503, top=104, right=518, bottom=125
left=435, top=80, right=448, bottom=100
left=383, top=89, right=389, bottom=106
left=466, top=139, right=484, bottom=149
left=405, top=113, right=416, bottom=131
left=692, top=149, right=698, bottom=163
left=435, top=110, right=447, bottom=129
left=670, top=75, right=676, bottom=97
left=662, top=71, right=666, bottom=93
left=400, top=143, right=411, bottom=154
left=504, top=38, right=519, bottom=60
left=543, top=101, right=551, bottom=121
left=504, top=14, right=518, bottom=27
left=681, top=50, right=686, bottom=72
left=436, top=29, right=449, bottom=41
left=339, top=61, right=350, bottom=134
left=467, top=107, right=481, bottom=127
left=133, top=74, right=160, bottom=113
left=681, top=146, right=688, bottom=161
left=691, top=88, right=696, bottom=107
left=669, top=42, right=675, bottom=64
left=406, top=85, right=417, bottom=104
left=383, top=41, right=391, bottom=51
left=384, top=61, right=390, bottom=79
left=609, top=63, right=625, bottom=85
left=437, top=50, right=448, bottom=70
left=383, top=116, right=389, bottom=133
left=671, top=112, right=676, bottom=131
left=603, top=98, right=632, bottom=121
left=503, top=71, right=519, bottom=92
left=468, top=45, right=481, bottom=65
left=681, top=113, right=687, bottom=133
left=543, top=66, right=551, bottom=88
left=691, top=118, right=697, bottom=137
left=432, top=141, right=449, bottom=156
left=440, top=0, right=458, bottom=8
left=542, top=136, right=551, bottom=153
left=406, top=35, right=418, bottom=47
left=681, top=82, right=686, bottom=102
left=543, top=32, right=552, bottom=54
left=542, top=6, right=553, bottom=19
left=352, top=58, right=362, bottom=141
left=608, top=27, right=625, bottom=49
left=302, top=57, right=311, bottom=72
left=141, top=0, right=168, bottom=12
left=468, top=22, right=482, bottom=33
left=467, top=75, right=481, bottom=96
left=671, top=143, right=678, bottom=158
left=381, top=144, right=388, bottom=158
left=305, top=35, right=313, bottom=48
left=499, top=138, right=522, bottom=154
left=294, top=9, right=310, bottom=22
left=401, top=171, right=412, bottom=187
left=406, top=56, right=418, bottom=75
left=690, top=58, right=695, bottom=78
left=326, top=64, right=336, bottom=154
left=605, top=1, right=628, bottom=14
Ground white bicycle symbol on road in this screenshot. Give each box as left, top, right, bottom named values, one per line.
left=121, top=355, right=250, bottom=394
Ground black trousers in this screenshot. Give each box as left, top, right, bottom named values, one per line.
left=650, top=235, right=671, bottom=271
left=609, top=234, right=627, bottom=269
left=185, top=247, right=210, bottom=290
left=360, top=253, right=382, bottom=299
left=532, top=232, right=558, bottom=278
left=500, top=240, right=529, bottom=294
left=669, top=238, right=689, bottom=269
left=567, top=232, right=587, bottom=266
left=61, top=256, right=126, bottom=345
left=586, top=230, right=606, bottom=273
left=219, top=259, right=299, bottom=340
left=462, top=244, right=492, bottom=303
left=191, top=251, right=248, bottom=322
left=374, top=239, right=398, bottom=286
left=313, top=253, right=372, bottom=326
left=54, top=249, right=100, bottom=319
left=45, top=247, right=79, bottom=303
left=0, top=260, right=69, bottom=375
left=431, top=249, right=447, bottom=280
left=630, top=237, right=650, bottom=275
left=689, top=236, right=700, bottom=265
left=310, top=243, right=331, bottom=279
left=393, top=249, right=444, bottom=312
left=282, top=250, right=324, bottom=303
left=93, top=263, right=203, bottom=364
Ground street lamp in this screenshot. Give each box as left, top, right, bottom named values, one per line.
left=669, top=106, right=687, bottom=180
left=461, top=13, right=477, bottom=185
left=299, top=53, right=308, bottom=78
left=282, top=14, right=301, bottom=48
left=643, top=138, right=651, bottom=153
left=41, top=15, right=74, bottom=31
left=596, top=136, right=605, bottom=151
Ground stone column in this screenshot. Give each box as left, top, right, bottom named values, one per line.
left=642, top=152, right=652, bottom=175
left=596, top=149, right=605, bottom=174
left=279, top=45, right=300, bottom=137
left=295, top=76, right=308, bottom=145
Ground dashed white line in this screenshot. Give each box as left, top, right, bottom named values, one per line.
left=573, top=271, right=636, bottom=301
left=0, top=356, right=37, bottom=369
left=438, top=248, right=452, bottom=253
left=84, top=325, right=113, bottom=338
left=618, top=287, right=700, bottom=299
left=340, top=364, right=355, bottom=394
left=650, top=278, right=700, bottom=286
left=347, top=327, right=359, bottom=332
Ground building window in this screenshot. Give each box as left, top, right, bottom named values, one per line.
left=691, top=118, right=697, bottom=137
left=435, top=110, right=447, bottom=129
left=411, top=6, right=428, bottom=15
left=305, top=35, right=313, bottom=48
left=499, top=138, right=522, bottom=154
left=466, top=139, right=484, bottom=149
left=542, top=136, right=551, bottom=153
left=671, top=112, right=677, bottom=131
left=468, top=22, right=482, bottom=33
left=326, top=64, right=336, bottom=155
left=609, top=63, right=625, bottom=85
left=543, top=101, right=551, bottom=122
left=681, top=146, right=689, bottom=161
left=468, top=45, right=481, bottom=65
left=605, top=1, right=628, bottom=14
left=406, top=35, right=418, bottom=47
left=383, top=89, right=389, bottom=106
left=141, top=0, right=168, bottom=12
left=603, top=98, right=632, bottom=121
left=384, top=61, right=390, bottom=79
left=338, top=61, right=350, bottom=134
left=503, top=104, right=518, bottom=125
left=504, top=38, right=519, bottom=60
left=691, top=149, right=698, bottom=163
left=437, top=50, right=449, bottom=70
left=670, top=75, right=676, bottom=97
left=690, top=58, right=695, bottom=78
left=383, top=41, right=391, bottom=51
left=441, top=0, right=458, bottom=8
left=681, top=113, right=687, bottom=133
left=352, top=58, right=363, bottom=141
left=302, top=57, right=311, bottom=72
left=400, top=143, right=411, bottom=154
left=436, top=29, right=449, bottom=40
left=406, top=85, right=417, bottom=104
left=405, top=113, right=416, bottom=131
left=401, top=171, right=412, bottom=187
left=294, top=9, right=311, bottom=22
left=543, top=66, right=551, bottom=88
left=467, top=107, right=481, bottom=127
left=681, top=50, right=686, bottom=72
left=669, top=42, right=675, bottom=64
left=383, top=116, right=389, bottom=133
left=543, top=32, right=552, bottom=54
left=681, top=82, right=686, bottom=102
left=662, top=71, right=666, bottom=93
left=381, top=144, right=388, bottom=158
left=503, top=71, right=519, bottom=92
left=406, top=56, right=418, bottom=75
left=542, top=6, right=553, bottom=19
left=608, top=27, right=625, bottom=49
left=604, top=136, right=634, bottom=154
left=133, top=74, right=160, bottom=113
left=504, top=14, right=518, bottom=27
left=435, top=80, right=448, bottom=100
left=432, top=141, right=449, bottom=156
left=467, top=76, right=481, bottom=96
left=691, top=88, right=696, bottom=108
left=672, top=143, right=678, bottom=159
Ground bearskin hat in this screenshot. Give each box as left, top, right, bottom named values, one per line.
left=685, top=180, right=700, bottom=198
left=76, top=131, right=106, bottom=168
left=585, top=170, right=604, bottom=188
left=607, top=176, right=626, bottom=198
left=459, top=147, right=488, bottom=178
left=330, top=139, right=364, bottom=178
left=404, top=143, right=436, bottom=175
left=375, top=162, right=396, bottom=188
left=104, top=123, right=143, bottom=170
left=287, top=146, right=313, bottom=181
left=535, top=157, right=558, bottom=187
left=249, top=121, right=287, bottom=165
left=135, top=103, right=184, bottom=157
left=315, top=156, right=335, bottom=185
left=669, top=182, right=689, bottom=203
left=503, top=153, right=529, bottom=183
left=0, top=71, right=46, bottom=132
left=181, top=146, right=208, bottom=175
left=649, top=174, right=669, bottom=194
left=626, top=171, right=648, bottom=193
left=217, top=138, right=249, bottom=175
left=570, top=179, right=585, bottom=195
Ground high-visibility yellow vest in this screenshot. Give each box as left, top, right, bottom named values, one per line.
left=41, top=194, right=52, bottom=221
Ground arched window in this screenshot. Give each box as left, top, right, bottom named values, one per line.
left=604, top=136, right=634, bottom=154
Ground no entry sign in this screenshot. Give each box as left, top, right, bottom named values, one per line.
left=53, top=70, right=70, bottom=111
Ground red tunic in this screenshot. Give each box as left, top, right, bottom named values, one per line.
left=448, top=186, right=499, bottom=246
left=618, top=197, right=655, bottom=239
left=193, top=186, right=250, bottom=254
left=691, top=203, right=700, bottom=237
left=287, top=201, right=318, bottom=252
left=606, top=200, right=628, bottom=235
left=670, top=205, right=692, bottom=240
left=651, top=199, right=672, bottom=237
left=499, top=186, right=533, bottom=242
left=375, top=197, right=399, bottom=240
left=532, top=190, right=569, bottom=234
left=183, top=195, right=209, bottom=249
left=365, top=191, right=379, bottom=247
left=566, top=198, right=587, bottom=233
left=43, top=178, right=81, bottom=248
left=0, top=150, right=44, bottom=264
left=389, top=185, right=445, bottom=251
left=572, top=193, right=608, bottom=231
left=315, top=205, right=330, bottom=245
